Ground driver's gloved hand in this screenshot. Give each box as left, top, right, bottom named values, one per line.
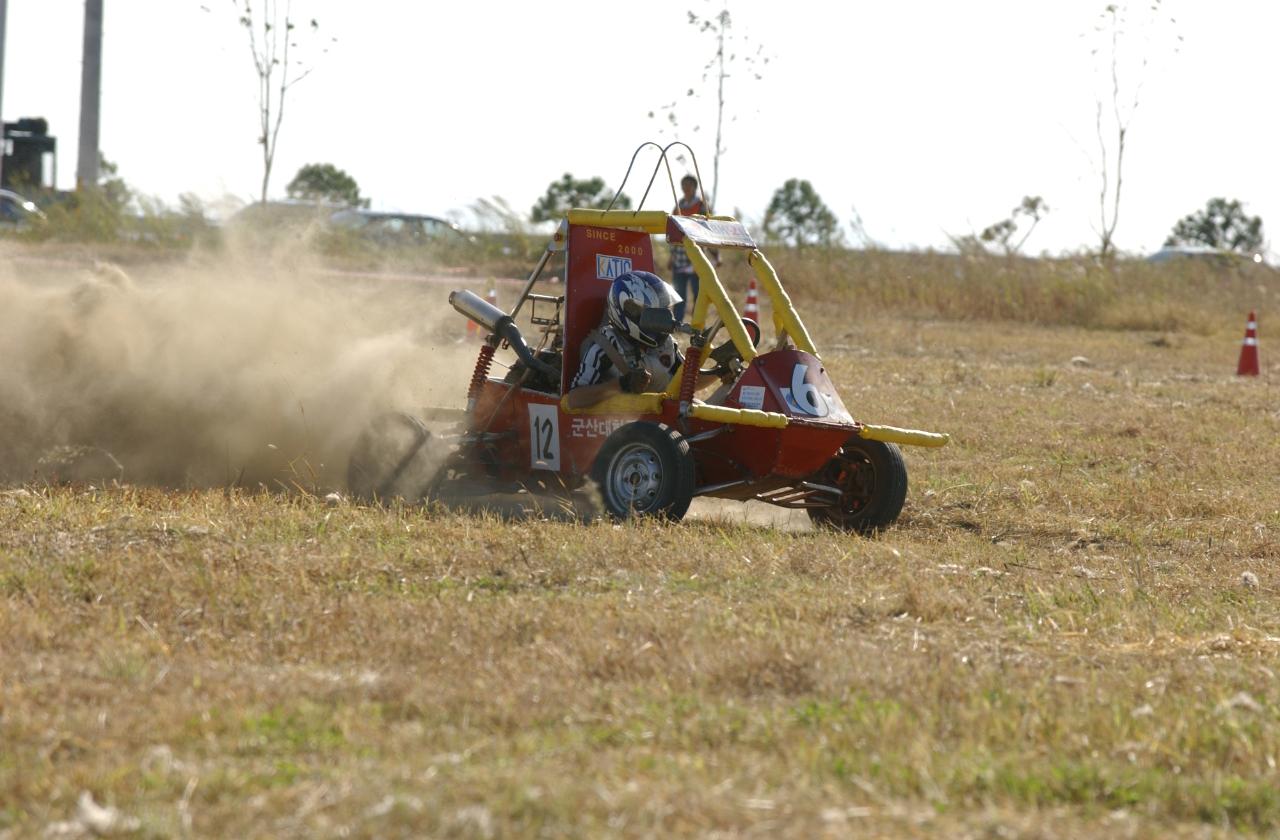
left=620, top=369, right=652, bottom=393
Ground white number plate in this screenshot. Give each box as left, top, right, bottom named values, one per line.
left=528, top=404, right=560, bottom=470
left=781, top=362, right=830, bottom=418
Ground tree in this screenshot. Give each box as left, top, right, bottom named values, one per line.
left=530, top=174, right=630, bottom=223
left=286, top=163, right=367, bottom=207
left=648, top=2, right=768, bottom=208
left=1088, top=1, right=1179, bottom=259
left=230, top=1, right=335, bottom=202
left=763, top=179, right=840, bottom=248
left=979, top=196, right=1049, bottom=255
left=98, top=154, right=132, bottom=211
left=1165, top=198, right=1263, bottom=253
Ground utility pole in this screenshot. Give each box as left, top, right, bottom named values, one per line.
left=0, top=0, right=8, bottom=186
left=76, top=0, right=104, bottom=189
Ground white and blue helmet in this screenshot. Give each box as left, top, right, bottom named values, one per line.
left=605, top=270, right=682, bottom=348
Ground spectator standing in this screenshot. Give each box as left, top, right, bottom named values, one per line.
left=669, top=175, right=709, bottom=322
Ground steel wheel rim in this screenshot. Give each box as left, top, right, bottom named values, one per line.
left=607, top=443, right=664, bottom=512
left=827, top=449, right=875, bottom=517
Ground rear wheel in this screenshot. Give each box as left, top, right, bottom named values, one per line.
left=347, top=412, right=439, bottom=503
left=807, top=437, right=908, bottom=534
left=590, top=421, right=695, bottom=521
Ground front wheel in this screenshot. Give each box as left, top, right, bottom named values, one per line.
left=807, top=437, right=908, bottom=534
left=590, top=421, right=695, bottom=521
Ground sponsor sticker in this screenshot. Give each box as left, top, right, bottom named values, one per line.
left=737, top=385, right=766, bottom=411
left=596, top=254, right=633, bottom=280
left=668, top=215, right=756, bottom=248
left=570, top=417, right=628, bottom=438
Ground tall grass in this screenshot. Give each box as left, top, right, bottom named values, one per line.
left=7, top=199, right=1274, bottom=333
left=762, top=247, right=1276, bottom=333
left=423, top=236, right=1277, bottom=334
left=10, top=190, right=216, bottom=249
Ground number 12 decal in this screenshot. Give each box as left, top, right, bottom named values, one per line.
left=528, top=404, right=561, bottom=470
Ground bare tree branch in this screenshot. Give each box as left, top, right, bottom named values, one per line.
left=234, top=0, right=325, bottom=203
left=711, top=7, right=727, bottom=209
left=648, top=3, right=766, bottom=210
left=1096, top=100, right=1110, bottom=258
left=1090, top=1, right=1178, bottom=260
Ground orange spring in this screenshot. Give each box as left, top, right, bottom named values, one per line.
left=677, top=342, right=704, bottom=405
left=467, top=344, right=496, bottom=402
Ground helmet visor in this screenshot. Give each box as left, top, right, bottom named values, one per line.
left=622, top=298, right=680, bottom=346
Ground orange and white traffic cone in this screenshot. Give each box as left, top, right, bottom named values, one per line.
left=1237, top=311, right=1260, bottom=376
left=744, top=276, right=759, bottom=320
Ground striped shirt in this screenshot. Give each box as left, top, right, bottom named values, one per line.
left=570, top=324, right=683, bottom=391
left=669, top=196, right=709, bottom=275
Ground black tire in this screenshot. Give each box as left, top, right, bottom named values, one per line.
left=590, top=421, right=695, bottom=521
left=347, top=412, right=437, bottom=503
left=807, top=437, right=908, bottom=534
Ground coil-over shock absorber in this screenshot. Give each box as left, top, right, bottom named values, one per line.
left=677, top=332, right=707, bottom=418
left=466, top=342, right=496, bottom=415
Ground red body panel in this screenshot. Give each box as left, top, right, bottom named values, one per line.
left=560, top=225, right=656, bottom=393
left=691, top=348, right=858, bottom=480
left=465, top=221, right=860, bottom=498
left=471, top=347, right=857, bottom=491
left=722, top=349, right=855, bottom=425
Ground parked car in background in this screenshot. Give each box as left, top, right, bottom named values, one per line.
left=0, top=189, right=47, bottom=229
left=1147, top=244, right=1264, bottom=266
left=227, top=199, right=343, bottom=232
left=327, top=209, right=472, bottom=244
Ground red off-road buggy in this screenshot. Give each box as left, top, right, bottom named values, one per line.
left=349, top=146, right=947, bottom=532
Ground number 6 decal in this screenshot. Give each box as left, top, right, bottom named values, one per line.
left=784, top=362, right=829, bottom=417
left=528, top=404, right=561, bottom=470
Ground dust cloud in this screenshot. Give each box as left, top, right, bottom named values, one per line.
left=0, top=247, right=482, bottom=491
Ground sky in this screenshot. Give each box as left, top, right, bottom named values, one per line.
left=3, top=0, right=1278, bottom=256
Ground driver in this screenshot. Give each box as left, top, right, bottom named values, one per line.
left=567, top=271, right=721, bottom=409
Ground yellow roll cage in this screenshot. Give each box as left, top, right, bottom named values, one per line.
left=564, top=209, right=818, bottom=369
left=557, top=209, right=947, bottom=447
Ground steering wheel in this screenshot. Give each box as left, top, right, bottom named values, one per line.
left=700, top=317, right=761, bottom=378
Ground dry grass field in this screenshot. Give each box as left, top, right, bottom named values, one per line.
left=2, top=241, right=1279, bottom=837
